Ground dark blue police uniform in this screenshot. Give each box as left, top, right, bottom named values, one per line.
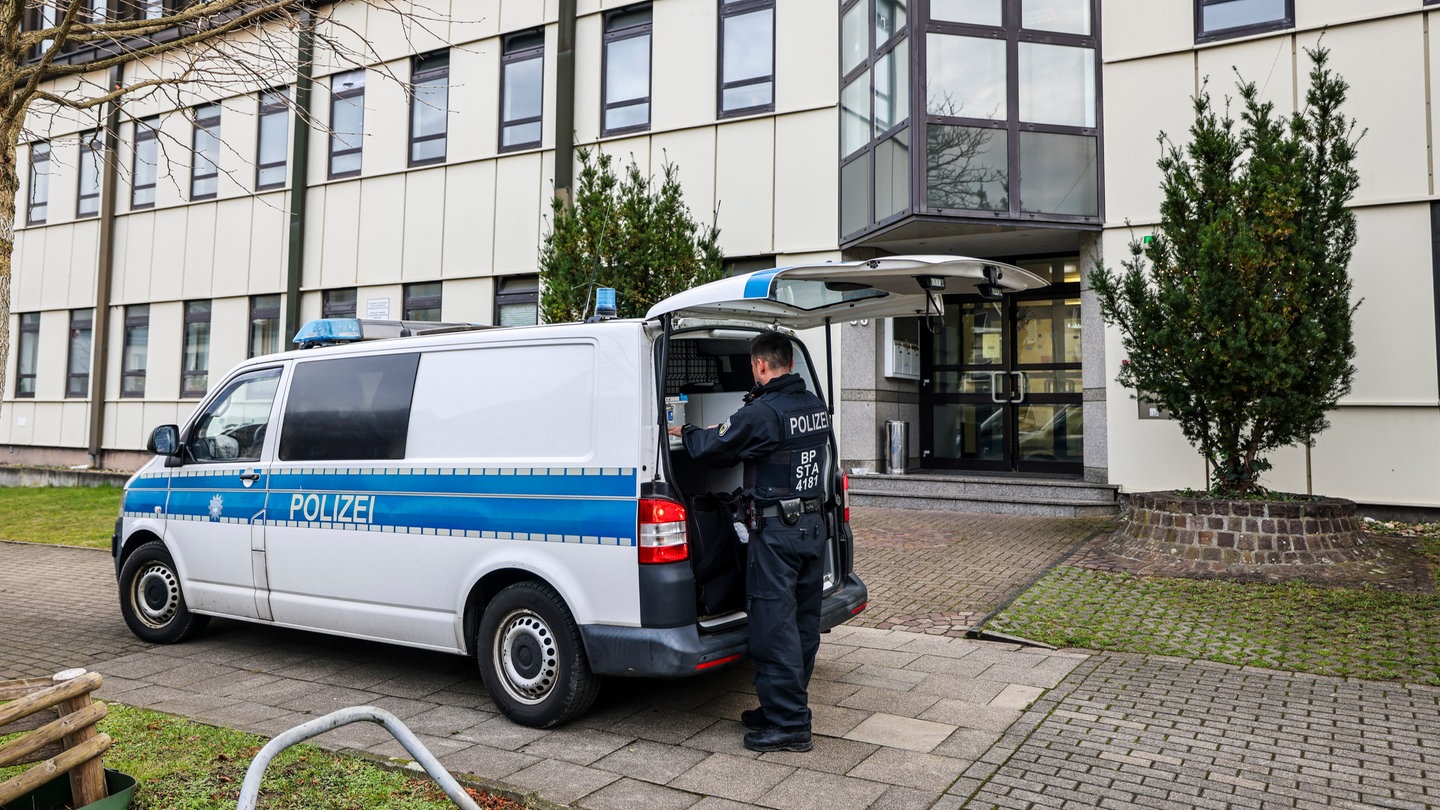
left=679, top=371, right=831, bottom=736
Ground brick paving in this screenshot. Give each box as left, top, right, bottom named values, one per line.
left=4, top=508, right=1440, bottom=808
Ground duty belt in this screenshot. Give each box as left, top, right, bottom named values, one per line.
left=757, top=498, right=824, bottom=518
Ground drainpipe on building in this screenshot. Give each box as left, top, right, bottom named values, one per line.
left=553, top=0, right=576, bottom=206
left=86, top=64, right=123, bottom=469
left=283, top=9, right=315, bottom=343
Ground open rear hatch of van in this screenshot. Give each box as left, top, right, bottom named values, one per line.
left=647, top=256, right=1046, bottom=630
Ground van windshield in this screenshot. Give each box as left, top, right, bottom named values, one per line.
left=771, top=279, right=887, bottom=311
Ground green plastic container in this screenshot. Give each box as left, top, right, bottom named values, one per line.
left=0, top=769, right=136, bottom=810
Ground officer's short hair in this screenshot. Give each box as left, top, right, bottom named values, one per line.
left=750, top=332, right=793, bottom=370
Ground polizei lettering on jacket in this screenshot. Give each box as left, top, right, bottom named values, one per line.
left=289, top=493, right=377, bottom=524
left=787, top=410, right=830, bottom=436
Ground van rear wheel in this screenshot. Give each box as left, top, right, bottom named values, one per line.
left=477, top=582, right=600, bottom=728
left=118, top=541, right=209, bottom=644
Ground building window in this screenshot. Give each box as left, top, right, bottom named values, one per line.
left=191, top=103, right=221, bottom=200
left=500, top=29, right=544, bottom=150
left=718, top=0, right=774, bottom=117
left=67, top=309, right=92, bottom=398
left=181, top=300, right=211, bottom=397
left=496, top=275, right=539, bottom=326
left=329, top=69, right=365, bottom=178
left=602, top=5, right=652, bottom=135
left=404, top=282, right=442, bottom=321
left=121, top=304, right=149, bottom=397
left=410, top=51, right=449, bottom=165
left=1195, top=0, right=1293, bottom=43
left=257, top=89, right=288, bottom=190
left=27, top=142, right=50, bottom=225
left=15, top=313, right=39, bottom=398
left=132, top=116, right=158, bottom=209
left=249, top=294, right=282, bottom=358
left=77, top=130, right=102, bottom=218
left=322, top=288, right=357, bottom=318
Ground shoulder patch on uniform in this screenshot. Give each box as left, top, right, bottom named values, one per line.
left=718, top=419, right=731, bottom=437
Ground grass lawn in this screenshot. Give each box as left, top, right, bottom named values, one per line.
left=0, top=486, right=123, bottom=548
left=0, top=703, right=527, bottom=810
left=987, top=522, right=1440, bottom=685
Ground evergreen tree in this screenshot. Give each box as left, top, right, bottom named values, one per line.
left=539, top=147, right=724, bottom=322
left=1091, top=47, right=1362, bottom=497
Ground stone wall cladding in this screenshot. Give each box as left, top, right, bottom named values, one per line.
left=1101, top=490, right=1378, bottom=574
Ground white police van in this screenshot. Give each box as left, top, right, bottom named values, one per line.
left=113, top=256, right=1042, bottom=727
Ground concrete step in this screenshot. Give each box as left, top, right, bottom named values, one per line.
left=848, top=472, right=1120, bottom=517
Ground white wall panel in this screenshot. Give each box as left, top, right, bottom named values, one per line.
left=150, top=208, right=188, bottom=301
left=210, top=297, right=250, bottom=382
left=60, top=402, right=90, bottom=448
left=774, top=111, right=836, bottom=254
left=67, top=223, right=98, bottom=307
left=151, top=112, right=187, bottom=210
left=442, top=162, right=497, bottom=279
left=301, top=188, right=328, bottom=289
left=776, top=0, right=836, bottom=112
left=403, top=168, right=447, bottom=280
left=652, top=0, right=714, bottom=131
left=573, top=12, right=603, bottom=143
left=211, top=199, right=255, bottom=299
left=33, top=312, right=67, bottom=400
left=1310, top=408, right=1440, bottom=507
left=1101, top=0, right=1193, bottom=62
left=119, top=214, right=156, bottom=305
left=1195, top=37, right=1295, bottom=123
left=441, top=277, right=493, bottom=323
left=30, top=402, right=62, bottom=446
left=1345, top=204, right=1437, bottom=404
left=143, top=402, right=184, bottom=443
left=39, top=228, right=75, bottom=311
left=217, top=95, right=259, bottom=199
left=500, top=0, right=549, bottom=36
left=492, top=152, right=543, bottom=273
left=14, top=231, right=43, bottom=311
left=1298, top=1, right=1414, bottom=29
left=320, top=182, right=362, bottom=288
left=7, top=401, right=35, bottom=445
left=357, top=175, right=407, bottom=284
left=184, top=205, right=218, bottom=300
left=1101, top=54, right=1193, bottom=226
left=715, top=119, right=775, bottom=256
left=1299, top=19, right=1427, bottom=203
left=147, top=301, right=183, bottom=401
left=366, top=63, right=409, bottom=177
left=650, top=128, right=719, bottom=235
left=449, top=39, right=500, bottom=162
left=312, top=1, right=373, bottom=75
left=251, top=199, right=288, bottom=294
left=359, top=284, right=401, bottom=320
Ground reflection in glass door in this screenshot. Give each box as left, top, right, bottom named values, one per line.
left=920, top=285, right=1083, bottom=475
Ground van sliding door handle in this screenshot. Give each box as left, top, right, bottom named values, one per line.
left=239, top=472, right=261, bottom=482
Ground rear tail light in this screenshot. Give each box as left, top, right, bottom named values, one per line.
left=841, top=473, right=850, bottom=523
left=638, top=498, right=688, bottom=564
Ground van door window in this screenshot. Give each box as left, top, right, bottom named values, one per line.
left=189, top=368, right=282, bottom=462
left=279, top=353, right=420, bottom=461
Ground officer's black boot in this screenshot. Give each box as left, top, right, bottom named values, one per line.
left=743, top=726, right=813, bottom=753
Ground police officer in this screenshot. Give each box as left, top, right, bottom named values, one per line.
left=667, top=331, right=831, bottom=753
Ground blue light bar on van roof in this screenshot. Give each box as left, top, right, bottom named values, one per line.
left=293, top=318, right=363, bottom=347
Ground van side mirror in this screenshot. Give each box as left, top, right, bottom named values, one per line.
left=148, top=425, right=181, bottom=456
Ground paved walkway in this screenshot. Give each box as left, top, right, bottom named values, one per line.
left=2, top=510, right=1437, bottom=808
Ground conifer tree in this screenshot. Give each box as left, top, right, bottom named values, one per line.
left=539, top=147, right=724, bottom=323
left=1091, top=47, right=1362, bottom=497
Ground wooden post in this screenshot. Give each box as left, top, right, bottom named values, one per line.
left=52, top=668, right=107, bottom=807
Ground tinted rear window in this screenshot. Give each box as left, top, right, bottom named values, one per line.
left=279, top=353, right=420, bottom=461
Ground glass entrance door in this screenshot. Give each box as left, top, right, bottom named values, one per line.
left=920, top=280, right=1083, bottom=475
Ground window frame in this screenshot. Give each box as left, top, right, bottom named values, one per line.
left=328, top=69, right=366, bottom=179
left=403, top=282, right=443, bottom=321
left=256, top=88, right=289, bottom=190
left=66, top=308, right=93, bottom=399
left=180, top=300, right=212, bottom=398
left=131, top=116, right=159, bottom=210
left=500, top=29, right=545, bottom=151
left=1194, top=0, right=1294, bottom=44
left=27, top=141, right=50, bottom=226
left=717, top=0, right=776, bottom=119
left=322, top=288, right=358, bottom=319
left=77, top=129, right=102, bottom=218
left=249, top=293, right=282, bottom=358
left=409, top=50, right=450, bottom=166
left=601, top=4, right=653, bottom=136
left=121, top=304, right=149, bottom=398
left=15, top=312, right=40, bottom=398
left=495, top=275, right=540, bottom=326
left=190, top=103, right=221, bottom=200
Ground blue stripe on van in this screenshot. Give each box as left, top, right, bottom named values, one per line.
left=742, top=267, right=787, bottom=299
left=267, top=467, right=636, bottom=498
left=122, top=488, right=167, bottom=516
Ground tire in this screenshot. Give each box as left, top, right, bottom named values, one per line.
left=477, top=582, right=601, bottom=728
left=118, top=541, right=210, bottom=644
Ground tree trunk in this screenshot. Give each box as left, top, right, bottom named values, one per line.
left=0, top=127, right=16, bottom=409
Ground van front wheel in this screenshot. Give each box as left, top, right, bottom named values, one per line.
left=118, top=541, right=210, bottom=644
left=477, top=582, right=600, bottom=728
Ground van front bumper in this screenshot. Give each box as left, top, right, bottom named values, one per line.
left=580, top=573, right=867, bottom=678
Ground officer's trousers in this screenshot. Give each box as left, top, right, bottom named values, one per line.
left=746, top=512, right=825, bottom=731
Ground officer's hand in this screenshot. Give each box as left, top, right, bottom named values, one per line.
left=667, top=426, right=683, bottom=438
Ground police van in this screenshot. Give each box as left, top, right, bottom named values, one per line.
left=112, top=255, right=1042, bottom=727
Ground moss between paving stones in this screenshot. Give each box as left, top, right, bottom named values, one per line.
left=986, top=523, right=1440, bottom=686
